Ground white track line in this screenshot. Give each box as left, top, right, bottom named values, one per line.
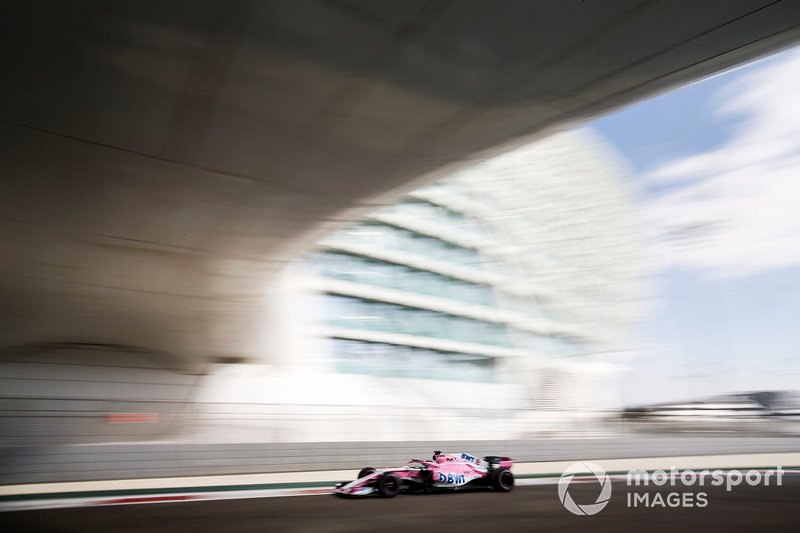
left=5, top=472, right=800, bottom=512
left=3, top=453, right=799, bottom=512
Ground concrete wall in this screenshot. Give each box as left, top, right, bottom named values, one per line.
left=3, top=436, right=799, bottom=485
left=0, top=345, right=202, bottom=445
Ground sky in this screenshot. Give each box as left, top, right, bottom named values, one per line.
left=590, top=46, right=800, bottom=406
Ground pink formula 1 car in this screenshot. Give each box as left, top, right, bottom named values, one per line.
left=334, top=451, right=514, bottom=497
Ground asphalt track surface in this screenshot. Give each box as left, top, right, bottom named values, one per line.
left=5, top=479, right=800, bottom=532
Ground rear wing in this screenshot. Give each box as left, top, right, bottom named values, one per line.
left=484, top=455, right=513, bottom=469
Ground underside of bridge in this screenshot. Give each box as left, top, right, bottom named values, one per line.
left=2, top=0, right=800, bottom=368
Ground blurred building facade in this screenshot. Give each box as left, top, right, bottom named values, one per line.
left=306, top=128, right=642, bottom=381
left=196, top=128, right=645, bottom=441
left=0, top=129, right=646, bottom=446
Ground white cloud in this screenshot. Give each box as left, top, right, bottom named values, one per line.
left=645, top=49, right=800, bottom=278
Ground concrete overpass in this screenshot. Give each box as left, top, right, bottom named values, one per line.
left=2, top=0, right=800, bottom=369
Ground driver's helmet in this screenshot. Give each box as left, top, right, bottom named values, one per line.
left=435, top=454, right=446, bottom=464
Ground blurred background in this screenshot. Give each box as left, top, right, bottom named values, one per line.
left=2, top=0, right=800, bottom=489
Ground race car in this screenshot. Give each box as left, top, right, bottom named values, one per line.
left=334, top=450, right=514, bottom=497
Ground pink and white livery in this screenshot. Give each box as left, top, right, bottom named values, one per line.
left=334, top=451, right=514, bottom=497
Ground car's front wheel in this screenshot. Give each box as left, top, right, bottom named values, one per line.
left=377, top=472, right=402, bottom=497
left=491, top=469, right=515, bottom=492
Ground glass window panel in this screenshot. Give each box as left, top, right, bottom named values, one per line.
left=330, top=338, right=496, bottom=382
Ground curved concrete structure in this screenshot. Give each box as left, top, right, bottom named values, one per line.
left=2, top=1, right=800, bottom=364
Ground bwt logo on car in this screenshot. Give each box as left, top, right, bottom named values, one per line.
left=438, top=473, right=466, bottom=484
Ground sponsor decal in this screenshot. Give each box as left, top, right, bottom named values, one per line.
left=461, top=453, right=479, bottom=464
left=437, top=473, right=467, bottom=485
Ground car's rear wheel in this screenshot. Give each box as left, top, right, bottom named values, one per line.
left=377, top=472, right=402, bottom=497
left=491, top=469, right=514, bottom=492
left=358, top=467, right=376, bottom=479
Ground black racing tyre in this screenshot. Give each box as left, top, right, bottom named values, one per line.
left=491, top=468, right=515, bottom=492
left=377, top=472, right=402, bottom=498
left=358, top=467, right=376, bottom=479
